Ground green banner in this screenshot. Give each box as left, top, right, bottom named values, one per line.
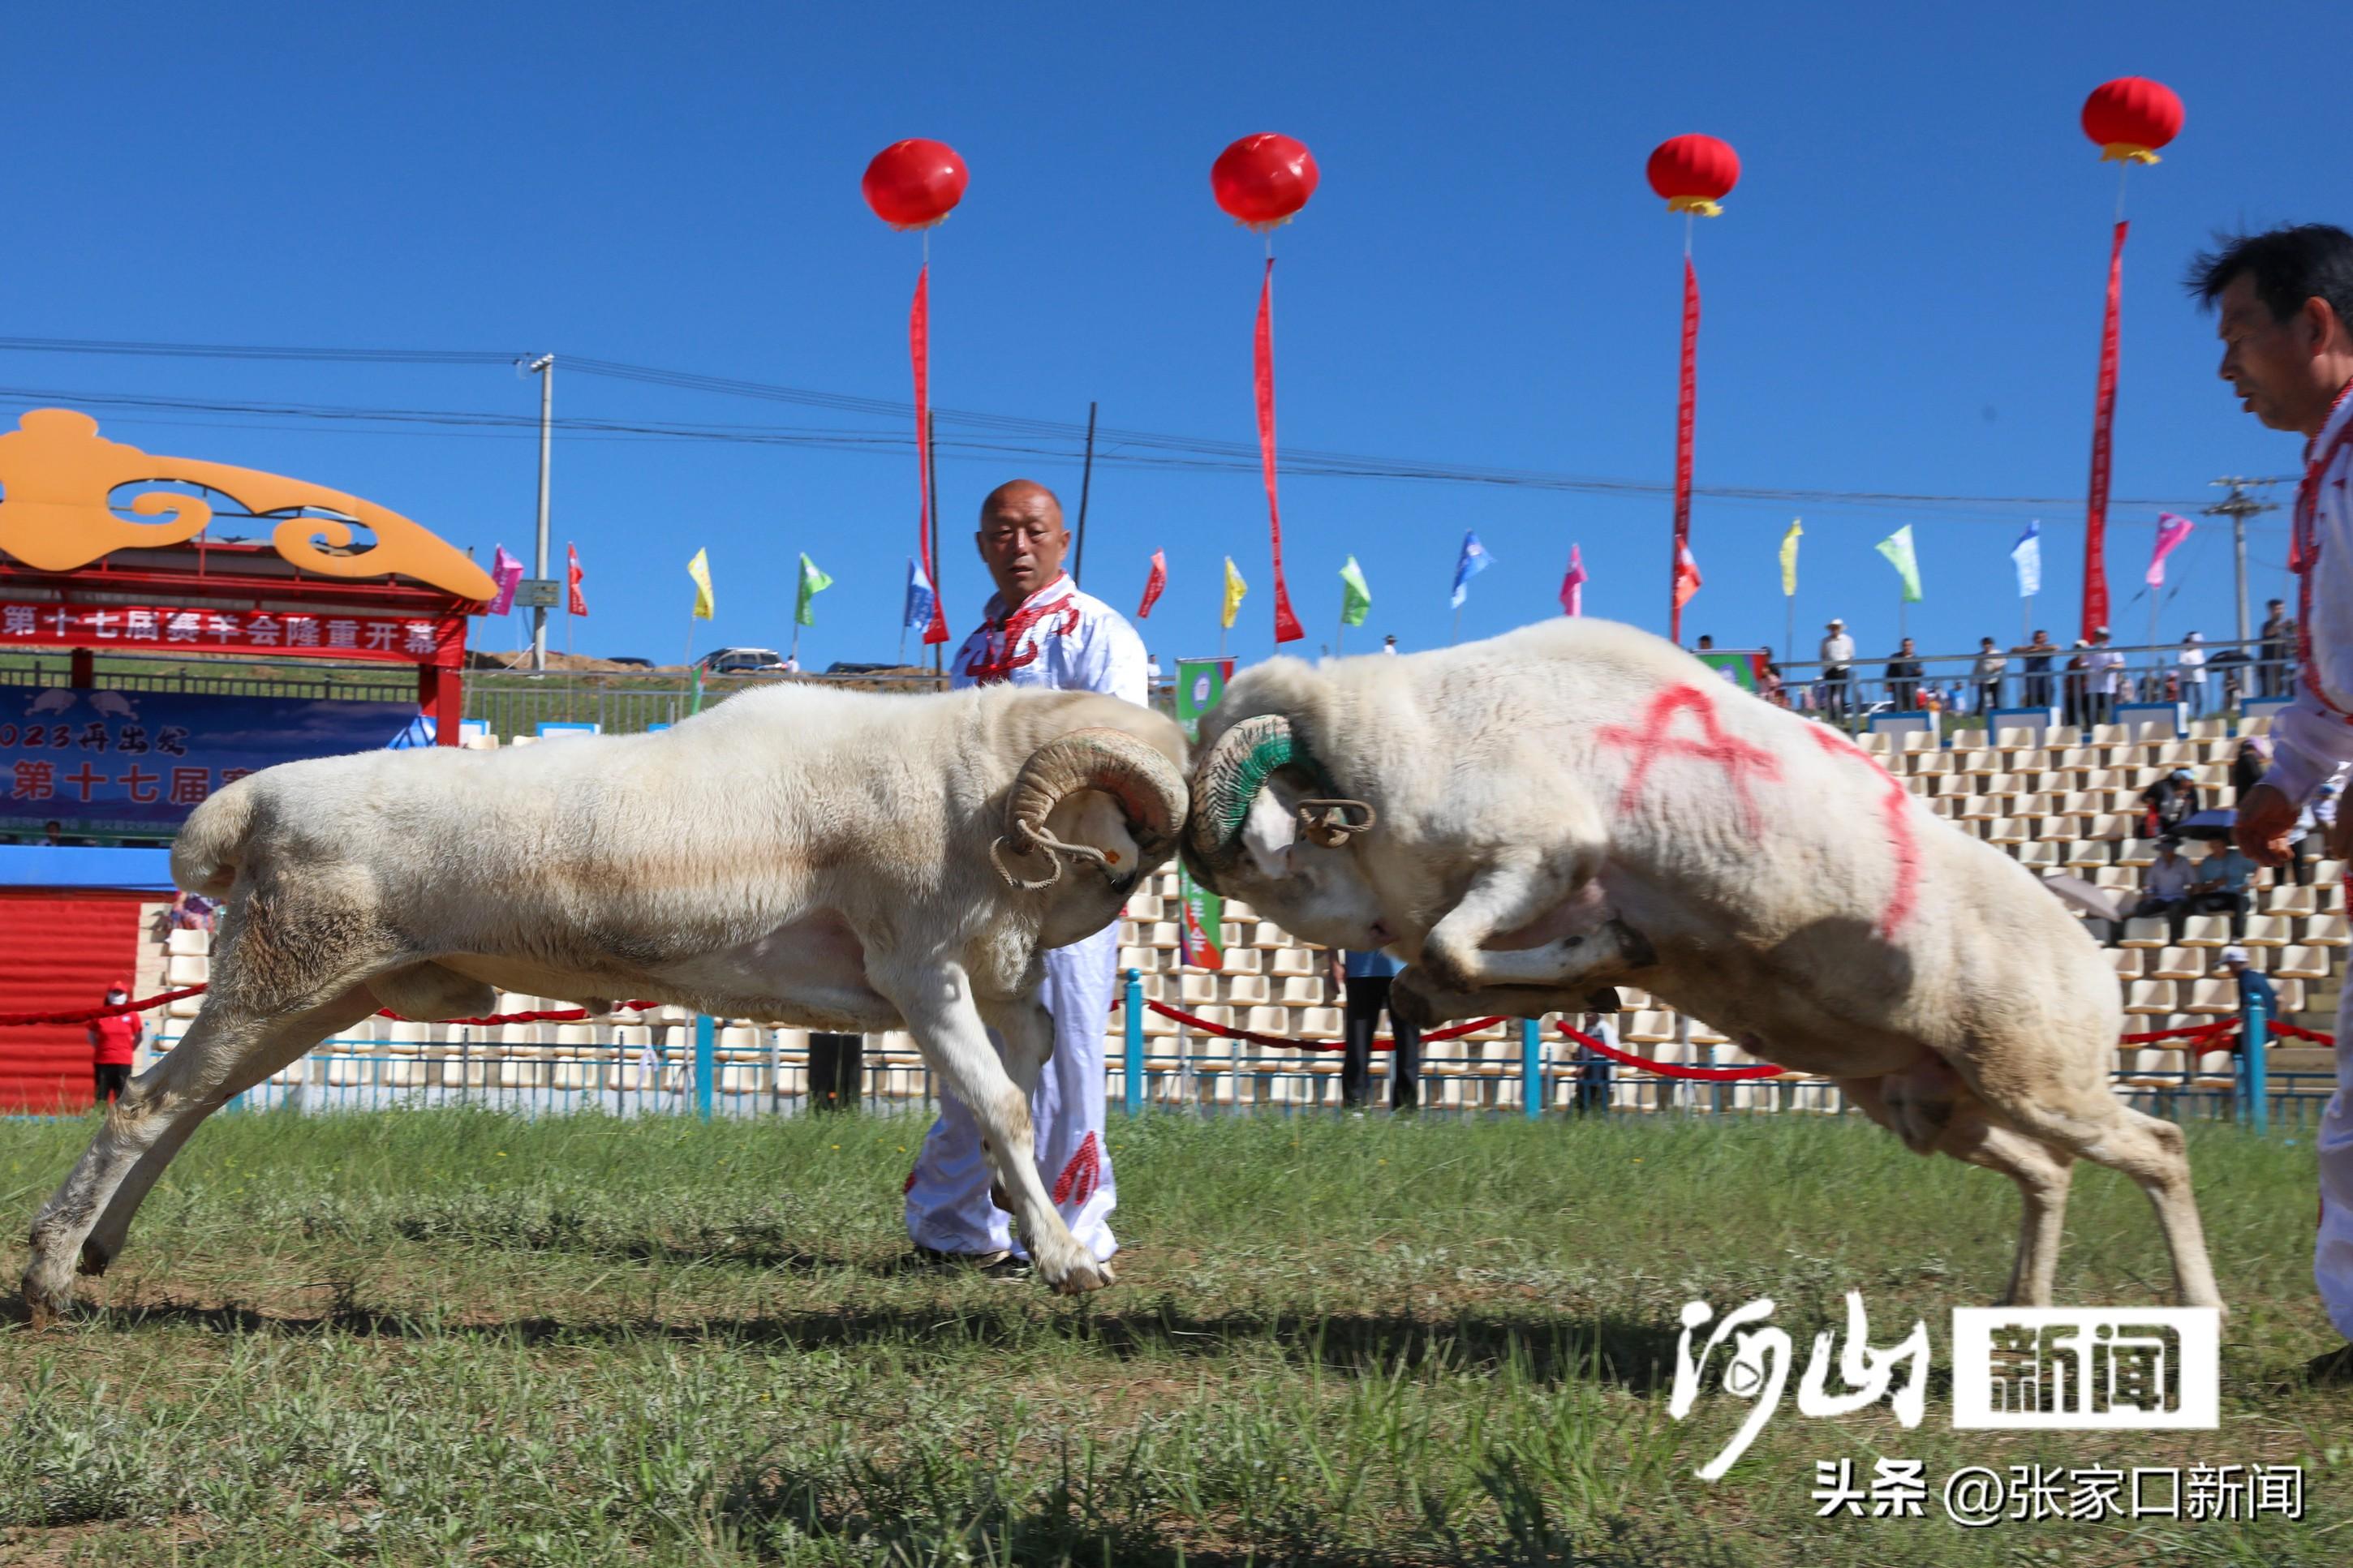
left=1173, top=657, right=1231, bottom=742
left=1696, top=649, right=1769, bottom=694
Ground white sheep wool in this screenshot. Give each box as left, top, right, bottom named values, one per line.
left=905, top=571, right=1145, bottom=1261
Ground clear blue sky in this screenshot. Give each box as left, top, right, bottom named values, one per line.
left=3, top=2, right=2338, bottom=670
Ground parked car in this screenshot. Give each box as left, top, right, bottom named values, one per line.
left=698, top=647, right=788, bottom=676
left=604, top=655, right=653, bottom=669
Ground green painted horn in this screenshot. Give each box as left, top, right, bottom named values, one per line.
left=1185, top=713, right=1307, bottom=877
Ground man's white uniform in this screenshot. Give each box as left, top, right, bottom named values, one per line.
left=904, top=571, right=1147, bottom=1261
left=2257, top=384, right=2353, bottom=1341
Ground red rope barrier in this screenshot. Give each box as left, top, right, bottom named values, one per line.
left=0, top=982, right=668, bottom=1030
left=1555, top=1022, right=1787, bottom=1082
left=2118, top=1020, right=2240, bottom=1048
left=1133, top=997, right=1502, bottom=1051
left=2264, top=1019, right=2335, bottom=1046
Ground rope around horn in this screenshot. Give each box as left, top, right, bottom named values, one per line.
left=990, top=827, right=1119, bottom=891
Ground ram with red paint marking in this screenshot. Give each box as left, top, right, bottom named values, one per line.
left=1181, top=616, right=2223, bottom=1314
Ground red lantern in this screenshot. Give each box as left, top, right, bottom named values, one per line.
left=862, top=140, right=968, bottom=230
left=1645, top=135, right=1740, bottom=217
left=2081, top=77, right=2183, bottom=164
left=1212, top=133, right=1319, bottom=231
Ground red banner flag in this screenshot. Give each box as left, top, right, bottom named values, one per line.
left=1137, top=549, right=1167, bottom=620
left=912, top=267, right=949, bottom=645
left=1254, top=260, right=1305, bottom=644
left=566, top=542, right=588, bottom=616
left=2081, top=221, right=2126, bottom=641
left=1670, top=257, right=1700, bottom=642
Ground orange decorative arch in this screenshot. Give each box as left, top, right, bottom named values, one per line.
left=0, top=409, right=495, bottom=600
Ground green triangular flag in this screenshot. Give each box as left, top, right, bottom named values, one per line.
left=1874, top=526, right=1922, bottom=604
left=796, top=552, right=834, bottom=627
left=1339, top=556, right=1372, bottom=627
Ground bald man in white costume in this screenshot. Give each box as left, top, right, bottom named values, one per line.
left=904, top=479, right=1147, bottom=1273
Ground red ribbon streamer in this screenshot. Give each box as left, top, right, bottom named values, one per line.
left=1557, top=1022, right=1786, bottom=1082
left=1669, top=256, right=1700, bottom=643
left=1254, top=259, right=1305, bottom=644
left=912, top=266, right=949, bottom=646
left=2082, top=220, right=2127, bottom=642
left=2262, top=1019, right=2334, bottom=1046
left=1136, top=997, right=1499, bottom=1050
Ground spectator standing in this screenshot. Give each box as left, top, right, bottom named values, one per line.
left=2063, top=640, right=2093, bottom=726
left=88, top=981, right=140, bottom=1107
left=2127, top=837, right=2198, bottom=943
left=1329, top=948, right=1422, bottom=1111
left=1972, top=637, right=2007, bottom=715
left=905, top=479, right=1146, bottom=1273
left=1571, top=1010, right=1616, bottom=1114
left=2218, top=947, right=2279, bottom=1027
left=1883, top=637, right=1923, bottom=709
left=1759, top=661, right=1787, bottom=708
left=2198, top=225, right=2353, bottom=1385
left=1381, top=634, right=1399, bottom=655
left=1818, top=619, right=1855, bottom=723
left=2261, top=597, right=2292, bottom=698
left=2014, top=629, right=2058, bottom=709
left=2178, top=633, right=2209, bottom=715
left=2092, top=631, right=2127, bottom=725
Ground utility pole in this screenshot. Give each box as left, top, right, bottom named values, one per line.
left=527, top=354, right=554, bottom=672
left=2203, top=477, right=2283, bottom=646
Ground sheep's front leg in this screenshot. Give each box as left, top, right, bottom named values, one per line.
left=1418, top=844, right=1652, bottom=996
left=884, top=962, right=1109, bottom=1295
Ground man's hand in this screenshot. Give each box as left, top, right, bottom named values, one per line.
left=2235, top=783, right=2299, bottom=866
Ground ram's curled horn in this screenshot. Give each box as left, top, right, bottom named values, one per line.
left=992, top=727, right=1188, bottom=892
left=1188, top=712, right=1313, bottom=874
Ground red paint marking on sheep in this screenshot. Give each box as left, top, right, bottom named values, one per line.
left=1594, top=684, right=1782, bottom=833
left=1805, top=726, right=1919, bottom=938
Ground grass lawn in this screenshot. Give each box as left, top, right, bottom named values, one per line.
left=0, top=1107, right=2344, bottom=1566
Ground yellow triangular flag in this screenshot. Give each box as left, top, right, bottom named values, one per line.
left=686, top=548, right=715, bottom=620
left=1221, top=556, right=1248, bottom=630
left=1779, top=519, right=1802, bottom=598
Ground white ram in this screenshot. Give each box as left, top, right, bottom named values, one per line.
left=1182, top=618, right=2222, bottom=1310
left=23, top=683, right=1187, bottom=1317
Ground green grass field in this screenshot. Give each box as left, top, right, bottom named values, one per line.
left=0, top=1107, right=2344, bottom=1566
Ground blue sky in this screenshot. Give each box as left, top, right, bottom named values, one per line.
left=3, top=2, right=2337, bottom=670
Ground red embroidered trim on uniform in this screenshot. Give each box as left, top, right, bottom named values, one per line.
left=960, top=591, right=1084, bottom=685
left=1594, top=684, right=1783, bottom=832
left=1807, top=726, right=1920, bottom=939
left=902, top=1166, right=918, bottom=1196
left=2292, top=381, right=2353, bottom=723
left=1051, top=1131, right=1101, bottom=1207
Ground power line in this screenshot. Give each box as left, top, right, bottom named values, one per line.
left=0, top=333, right=2222, bottom=522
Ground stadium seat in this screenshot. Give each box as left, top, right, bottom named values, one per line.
left=2148, top=947, right=2203, bottom=982
left=2124, top=981, right=2177, bottom=1014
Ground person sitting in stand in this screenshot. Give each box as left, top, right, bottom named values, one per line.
left=2128, top=837, right=2199, bottom=943
left=2140, top=767, right=2202, bottom=839
left=2189, top=841, right=2259, bottom=942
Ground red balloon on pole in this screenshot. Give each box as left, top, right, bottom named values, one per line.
left=862, top=139, right=969, bottom=230
left=2082, top=77, right=2183, bottom=163
left=1212, top=133, right=1319, bottom=230
left=1646, top=135, right=1740, bottom=216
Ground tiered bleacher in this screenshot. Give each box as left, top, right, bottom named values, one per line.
left=130, top=709, right=2340, bottom=1115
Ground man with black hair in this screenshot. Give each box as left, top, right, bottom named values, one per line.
left=2196, top=222, right=2353, bottom=1387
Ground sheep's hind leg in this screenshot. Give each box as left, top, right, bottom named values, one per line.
left=75, top=983, right=383, bottom=1284
left=24, top=982, right=381, bottom=1322
left=884, top=962, right=1109, bottom=1295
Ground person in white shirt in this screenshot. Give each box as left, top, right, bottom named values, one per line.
left=2090, top=631, right=2127, bottom=725
left=1817, top=618, right=1856, bottom=724
left=2176, top=632, right=2209, bottom=715
left=1381, top=634, right=1399, bottom=656
left=1971, top=637, right=2007, bottom=715
left=903, top=479, right=1147, bottom=1274
left=2201, top=223, right=2353, bottom=1387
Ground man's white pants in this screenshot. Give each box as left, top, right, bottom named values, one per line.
left=904, top=923, right=1118, bottom=1261
left=2317, top=980, right=2353, bottom=1340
